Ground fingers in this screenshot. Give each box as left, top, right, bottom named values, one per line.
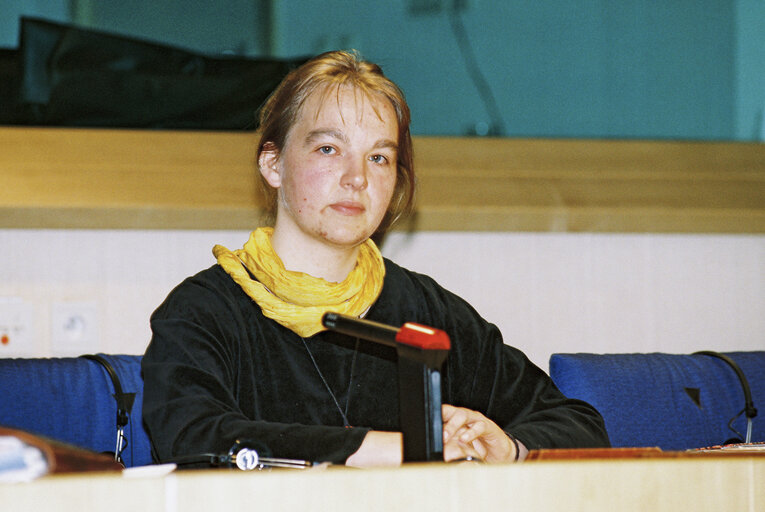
left=442, top=404, right=486, bottom=445
left=442, top=430, right=483, bottom=462
left=441, top=403, right=467, bottom=445
left=442, top=404, right=488, bottom=462
left=459, top=418, right=488, bottom=445
left=441, top=404, right=517, bottom=463
left=469, top=435, right=489, bottom=460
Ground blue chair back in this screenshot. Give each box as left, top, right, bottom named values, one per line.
left=0, top=354, right=151, bottom=467
left=549, top=351, right=764, bottom=451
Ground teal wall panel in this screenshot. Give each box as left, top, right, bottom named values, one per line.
left=1, top=0, right=761, bottom=141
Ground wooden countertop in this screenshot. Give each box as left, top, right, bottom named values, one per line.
left=2, top=127, right=764, bottom=233
left=2, top=455, right=764, bottom=511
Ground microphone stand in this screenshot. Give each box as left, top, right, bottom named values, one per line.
left=322, top=312, right=451, bottom=462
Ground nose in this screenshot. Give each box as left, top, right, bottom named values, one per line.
left=340, top=157, right=368, bottom=190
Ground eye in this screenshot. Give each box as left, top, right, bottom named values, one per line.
left=369, top=154, right=389, bottom=165
left=318, top=145, right=336, bottom=155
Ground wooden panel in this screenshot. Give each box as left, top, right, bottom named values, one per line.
left=409, top=137, right=765, bottom=233
left=2, top=456, right=764, bottom=511
left=1, top=127, right=764, bottom=232
left=0, top=127, right=261, bottom=229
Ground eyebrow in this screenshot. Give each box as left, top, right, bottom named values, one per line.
left=304, top=129, right=348, bottom=146
left=304, top=129, right=398, bottom=152
left=372, top=139, right=399, bottom=152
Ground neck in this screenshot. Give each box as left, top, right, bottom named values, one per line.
left=270, top=229, right=360, bottom=283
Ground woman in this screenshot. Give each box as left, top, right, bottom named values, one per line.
left=142, top=51, right=609, bottom=467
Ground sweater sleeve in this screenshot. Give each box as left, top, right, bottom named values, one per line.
left=141, top=270, right=369, bottom=465
left=458, top=327, right=611, bottom=450
left=402, top=268, right=610, bottom=450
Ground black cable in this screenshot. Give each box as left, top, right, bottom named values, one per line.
left=694, top=351, right=758, bottom=443
left=82, top=354, right=135, bottom=463
left=163, top=440, right=314, bottom=470
left=726, top=409, right=747, bottom=443
left=448, top=8, right=505, bottom=136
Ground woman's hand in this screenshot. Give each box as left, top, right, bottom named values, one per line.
left=346, top=431, right=403, bottom=468
left=346, top=405, right=527, bottom=467
left=441, top=404, right=526, bottom=463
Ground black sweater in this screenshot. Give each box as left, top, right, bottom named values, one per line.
left=142, top=259, right=609, bottom=464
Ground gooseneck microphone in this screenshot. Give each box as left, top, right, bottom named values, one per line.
left=322, top=312, right=451, bottom=351
left=322, top=312, right=451, bottom=462
left=322, top=312, right=399, bottom=347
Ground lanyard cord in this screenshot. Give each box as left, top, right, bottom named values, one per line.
left=301, top=337, right=360, bottom=428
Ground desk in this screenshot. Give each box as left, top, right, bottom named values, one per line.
left=2, top=455, right=763, bottom=512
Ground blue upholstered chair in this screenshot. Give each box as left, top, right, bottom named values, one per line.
left=0, top=354, right=151, bottom=467
left=549, top=351, right=764, bottom=451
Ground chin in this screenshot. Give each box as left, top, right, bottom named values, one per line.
left=320, top=228, right=374, bottom=248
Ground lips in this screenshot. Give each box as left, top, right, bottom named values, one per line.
left=330, top=200, right=366, bottom=215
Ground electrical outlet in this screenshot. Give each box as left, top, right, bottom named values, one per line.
left=0, top=298, right=36, bottom=357
left=51, top=301, right=99, bottom=356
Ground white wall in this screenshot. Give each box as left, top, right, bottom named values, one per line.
left=1, top=229, right=762, bottom=371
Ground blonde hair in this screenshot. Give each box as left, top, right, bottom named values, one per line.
left=256, top=50, right=415, bottom=238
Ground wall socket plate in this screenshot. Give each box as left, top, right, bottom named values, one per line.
left=0, top=298, right=36, bottom=357
left=51, top=301, right=99, bottom=356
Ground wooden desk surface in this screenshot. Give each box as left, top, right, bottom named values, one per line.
left=2, top=127, right=764, bottom=233
left=2, top=456, right=763, bottom=512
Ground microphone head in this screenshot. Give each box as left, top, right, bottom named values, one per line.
left=322, top=312, right=340, bottom=328
left=396, top=323, right=451, bottom=350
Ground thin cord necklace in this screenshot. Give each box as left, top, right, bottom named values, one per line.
left=301, top=337, right=359, bottom=428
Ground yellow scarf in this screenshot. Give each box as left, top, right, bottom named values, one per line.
left=212, top=227, right=385, bottom=337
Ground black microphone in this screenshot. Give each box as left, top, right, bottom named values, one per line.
left=322, top=312, right=399, bottom=347
left=322, top=312, right=451, bottom=462
left=321, top=312, right=451, bottom=352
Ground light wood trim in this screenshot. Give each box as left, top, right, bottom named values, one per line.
left=3, top=457, right=764, bottom=511
left=1, top=127, right=764, bottom=232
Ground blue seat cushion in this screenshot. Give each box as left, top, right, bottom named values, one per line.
left=549, top=351, right=764, bottom=451
left=0, top=354, right=151, bottom=467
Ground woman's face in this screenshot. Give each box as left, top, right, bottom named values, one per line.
left=260, top=85, right=398, bottom=251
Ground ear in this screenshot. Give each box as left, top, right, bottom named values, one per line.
left=258, top=142, right=282, bottom=188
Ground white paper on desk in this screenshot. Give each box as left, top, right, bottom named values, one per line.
left=122, top=463, right=177, bottom=478
left=0, top=436, right=49, bottom=483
